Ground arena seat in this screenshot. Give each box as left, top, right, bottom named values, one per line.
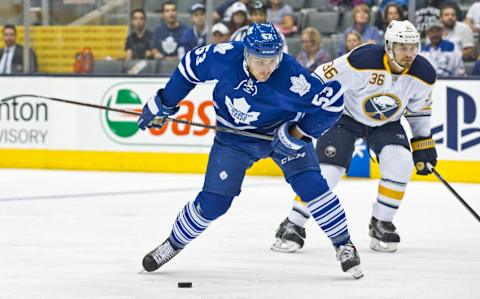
left=156, top=60, right=180, bottom=75
left=125, top=60, right=157, bottom=74
left=93, top=60, right=124, bottom=74
left=303, top=11, right=340, bottom=34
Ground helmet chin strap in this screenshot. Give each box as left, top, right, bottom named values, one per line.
left=387, top=50, right=405, bottom=72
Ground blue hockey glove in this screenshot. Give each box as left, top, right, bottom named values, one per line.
left=137, top=89, right=179, bottom=130
left=271, top=121, right=307, bottom=156
left=411, top=136, right=437, bottom=175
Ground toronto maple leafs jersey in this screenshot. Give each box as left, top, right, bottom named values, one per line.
left=312, top=44, right=436, bottom=137
left=162, top=41, right=344, bottom=143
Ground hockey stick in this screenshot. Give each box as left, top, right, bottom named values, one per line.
left=1, top=94, right=274, bottom=141
left=427, top=163, right=480, bottom=222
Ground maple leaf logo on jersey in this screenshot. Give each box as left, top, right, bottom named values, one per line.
left=214, top=43, right=234, bottom=55
left=161, top=36, right=178, bottom=55
left=225, top=96, right=260, bottom=125
left=289, top=74, right=311, bottom=97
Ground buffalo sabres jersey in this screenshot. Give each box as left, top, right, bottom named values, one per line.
left=162, top=41, right=344, bottom=142
left=313, top=44, right=436, bottom=137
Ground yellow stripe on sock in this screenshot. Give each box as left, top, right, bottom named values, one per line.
left=378, top=185, right=404, bottom=200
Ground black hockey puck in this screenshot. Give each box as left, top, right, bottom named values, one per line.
left=178, top=282, right=192, bottom=288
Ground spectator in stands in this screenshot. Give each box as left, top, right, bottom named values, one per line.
left=211, top=23, right=230, bottom=44
left=266, top=0, right=297, bottom=36
left=415, top=5, right=441, bottom=36
left=338, top=4, right=382, bottom=56
left=124, top=9, right=153, bottom=67
left=344, top=31, right=363, bottom=53
left=464, top=1, right=480, bottom=33
left=178, top=3, right=207, bottom=58
left=329, top=0, right=363, bottom=8
left=153, top=1, right=188, bottom=60
left=440, top=2, right=476, bottom=60
left=296, top=27, right=331, bottom=73
left=379, top=0, right=408, bottom=12
left=472, top=58, right=480, bottom=75
left=420, top=18, right=465, bottom=76
left=214, top=0, right=251, bottom=23
left=227, top=2, right=250, bottom=35
left=375, top=3, right=405, bottom=33
left=230, top=0, right=289, bottom=53
left=0, top=24, right=37, bottom=74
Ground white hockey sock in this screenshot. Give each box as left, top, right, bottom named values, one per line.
left=307, top=190, right=350, bottom=247
left=288, top=196, right=311, bottom=227
left=169, top=201, right=211, bottom=249
left=374, top=145, right=413, bottom=222
left=287, top=164, right=345, bottom=227
left=373, top=178, right=407, bottom=222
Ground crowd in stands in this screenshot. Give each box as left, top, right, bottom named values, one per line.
left=1, top=0, right=480, bottom=76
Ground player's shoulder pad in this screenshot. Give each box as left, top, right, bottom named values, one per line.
left=207, top=41, right=244, bottom=59
left=347, top=44, right=385, bottom=70
left=278, top=53, right=301, bottom=72
left=408, top=54, right=436, bottom=85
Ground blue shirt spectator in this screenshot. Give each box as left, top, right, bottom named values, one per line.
left=472, top=60, right=480, bottom=76
left=338, top=4, right=382, bottom=56
left=153, top=1, right=188, bottom=60
left=214, top=0, right=251, bottom=23
left=178, top=3, right=207, bottom=58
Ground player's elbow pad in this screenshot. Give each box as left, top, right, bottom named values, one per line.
left=297, top=110, right=341, bottom=139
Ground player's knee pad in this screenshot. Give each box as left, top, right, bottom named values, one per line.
left=289, top=170, right=330, bottom=203
left=379, top=145, right=414, bottom=183
left=194, top=191, right=234, bottom=221
left=320, top=163, right=345, bottom=189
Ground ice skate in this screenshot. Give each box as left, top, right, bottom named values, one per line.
left=369, top=217, right=400, bottom=252
left=336, top=242, right=363, bottom=279
left=271, top=218, right=306, bottom=253
left=142, top=239, right=181, bottom=272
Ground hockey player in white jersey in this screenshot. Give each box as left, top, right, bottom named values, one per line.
left=271, top=20, right=438, bottom=253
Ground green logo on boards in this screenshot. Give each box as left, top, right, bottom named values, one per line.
left=105, top=89, right=142, bottom=138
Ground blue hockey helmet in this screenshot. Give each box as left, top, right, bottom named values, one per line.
left=244, top=22, right=283, bottom=58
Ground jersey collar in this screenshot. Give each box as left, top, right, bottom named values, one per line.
left=383, top=53, right=409, bottom=75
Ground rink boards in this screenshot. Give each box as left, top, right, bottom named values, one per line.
left=0, top=76, right=479, bottom=182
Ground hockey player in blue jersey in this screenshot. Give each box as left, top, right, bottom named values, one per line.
left=137, top=23, right=363, bottom=278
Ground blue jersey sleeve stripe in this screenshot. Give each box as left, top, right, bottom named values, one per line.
left=178, top=62, right=199, bottom=84
left=322, top=101, right=344, bottom=113
left=185, top=52, right=201, bottom=82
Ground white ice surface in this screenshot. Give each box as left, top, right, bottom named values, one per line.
left=0, top=169, right=479, bottom=299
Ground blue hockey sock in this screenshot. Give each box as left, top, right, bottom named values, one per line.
left=307, top=190, right=351, bottom=247
left=168, top=201, right=212, bottom=250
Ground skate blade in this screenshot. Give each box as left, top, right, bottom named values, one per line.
left=270, top=239, right=300, bottom=253
left=370, top=238, right=397, bottom=252
left=347, top=265, right=364, bottom=279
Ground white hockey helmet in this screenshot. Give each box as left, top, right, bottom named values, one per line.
left=384, top=20, right=421, bottom=70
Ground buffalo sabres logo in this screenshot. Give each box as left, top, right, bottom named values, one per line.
left=363, top=94, right=402, bottom=121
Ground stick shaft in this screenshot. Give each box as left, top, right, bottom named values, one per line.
left=3, top=94, right=273, bottom=141
left=431, top=167, right=480, bottom=222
